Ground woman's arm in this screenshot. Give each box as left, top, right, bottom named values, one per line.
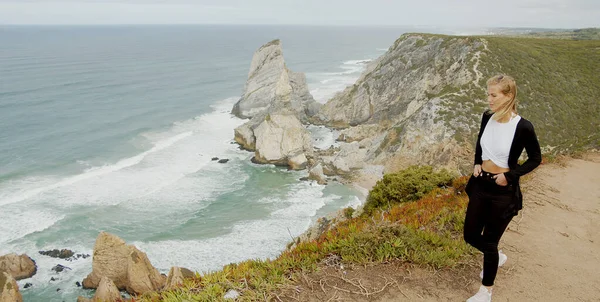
left=504, top=121, right=542, bottom=183
left=473, top=111, right=490, bottom=165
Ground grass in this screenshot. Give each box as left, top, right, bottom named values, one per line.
left=138, top=167, right=475, bottom=301
left=431, top=35, right=600, bottom=155
left=524, top=28, right=600, bottom=40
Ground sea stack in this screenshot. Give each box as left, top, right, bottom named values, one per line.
left=231, top=39, right=320, bottom=122
left=232, top=39, right=319, bottom=170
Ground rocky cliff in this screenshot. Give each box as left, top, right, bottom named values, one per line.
left=313, top=34, right=487, bottom=174
left=233, top=33, right=600, bottom=177
left=232, top=39, right=320, bottom=121
left=313, top=33, right=599, bottom=175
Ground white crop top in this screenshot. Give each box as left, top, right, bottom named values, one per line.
left=480, top=113, right=521, bottom=168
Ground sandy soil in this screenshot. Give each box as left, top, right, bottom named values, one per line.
left=277, top=152, right=600, bottom=301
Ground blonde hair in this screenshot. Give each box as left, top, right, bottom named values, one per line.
left=486, top=75, right=518, bottom=122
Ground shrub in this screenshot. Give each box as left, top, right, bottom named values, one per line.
left=363, top=165, right=454, bottom=215
left=343, top=207, right=355, bottom=219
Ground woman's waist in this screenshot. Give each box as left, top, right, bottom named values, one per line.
left=482, top=160, right=510, bottom=173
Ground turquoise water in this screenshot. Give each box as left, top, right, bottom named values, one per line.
left=0, top=25, right=407, bottom=301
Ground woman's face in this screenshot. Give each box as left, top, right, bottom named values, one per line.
left=487, top=84, right=511, bottom=112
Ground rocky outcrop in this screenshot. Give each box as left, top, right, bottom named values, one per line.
left=0, top=254, right=37, bottom=280
left=165, top=267, right=195, bottom=290
left=82, top=232, right=166, bottom=296
left=311, top=34, right=487, bottom=174
left=0, top=271, right=22, bottom=302
left=234, top=121, right=257, bottom=151
left=308, top=163, right=327, bottom=185
left=250, top=113, right=314, bottom=170
left=39, top=249, right=74, bottom=259
left=78, top=277, right=121, bottom=302
left=232, top=39, right=322, bottom=169
left=319, top=141, right=368, bottom=175
left=232, top=39, right=320, bottom=122
left=316, top=35, right=480, bottom=127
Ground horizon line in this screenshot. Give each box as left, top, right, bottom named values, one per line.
left=0, top=23, right=596, bottom=30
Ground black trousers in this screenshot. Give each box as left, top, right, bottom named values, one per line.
left=464, top=171, right=515, bottom=286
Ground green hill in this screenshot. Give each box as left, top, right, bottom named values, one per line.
left=445, top=35, right=600, bottom=153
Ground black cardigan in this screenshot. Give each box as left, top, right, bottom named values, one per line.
left=468, top=110, right=542, bottom=218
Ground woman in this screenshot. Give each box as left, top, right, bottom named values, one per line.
left=464, top=75, right=542, bottom=302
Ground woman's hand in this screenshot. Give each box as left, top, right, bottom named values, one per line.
left=493, top=173, right=508, bottom=186
left=473, top=164, right=482, bottom=177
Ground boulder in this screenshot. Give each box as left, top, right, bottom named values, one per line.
left=51, top=264, right=71, bottom=273
left=320, top=141, right=368, bottom=176
left=308, top=163, right=328, bottom=185
left=82, top=232, right=165, bottom=296
left=78, top=276, right=121, bottom=302
left=234, top=122, right=257, bottom=151
left=39, top=249, right=74, bottom=259
left=252, top=114, right=313, bottom=170
left=0, top=254, right=37, bottom=280
left=165, top=267, right=195, bottom=290
left=0, top=271, right=23, bottom=302
left=288, top=153, right=308, bottom=170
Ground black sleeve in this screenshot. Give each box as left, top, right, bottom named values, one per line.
left=473, top=111, right=489, bottom=165
left=504, top=121, right=542, bottom=183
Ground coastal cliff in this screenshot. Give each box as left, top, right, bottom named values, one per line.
left=312, top=33, right=599, bottom=176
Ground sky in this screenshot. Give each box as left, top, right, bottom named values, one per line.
left=0, top=0, right=598, bottom=28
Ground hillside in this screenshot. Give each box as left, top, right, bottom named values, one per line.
left=314, top=33, right=600, bottom=175
left=524, top=27, right=600, bottom=40
left=488, top=27, right=600, bottom=40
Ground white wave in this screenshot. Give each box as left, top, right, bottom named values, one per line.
left=136, top=181, right=345, bottom=273
left=307, top=58, right=373, bottom=103
left=343, top=59, right=372, bottom=65
left=0, top=210, right=63, bottom=245
left=0, top=97, right=248, bottom=244
left=9, top=242, right=94, bottom=300
left=307, top=125, right=340, bottom=150
left=0, top=131, right=192, bottom=207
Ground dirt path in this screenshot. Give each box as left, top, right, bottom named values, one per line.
left=278, top=153, right=600, bottom=301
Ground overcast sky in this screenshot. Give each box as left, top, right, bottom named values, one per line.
left=0, top=0, right=598, bottom=28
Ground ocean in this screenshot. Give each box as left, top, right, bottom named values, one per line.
left=0, top=24, right=417, bottom=301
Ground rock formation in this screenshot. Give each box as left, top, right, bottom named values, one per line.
left=251, top=113, right=313, bottom=170
left=312, top=34, right=486, bottom=174
left=165, top=267, right=195, bottom=290
left=0, top=254, right=37, bottom=280
left=78, top=276, right=121, bottom=302
left=308, top=163, right=327, bottom=185
left=232, top=39, right=320, bottom=121
left=232, top=39, right=320, bottom=170
left=0, top=271, right=23, bottom=302
left=82, top=232, right=166, bottom=296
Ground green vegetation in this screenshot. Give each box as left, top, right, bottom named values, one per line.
left=479, top=36, right=600, bottom=151
left=139, top=168, right=474, bottom=301
left=524, top=28, right=600, bottom=40
left=363, top=165, right=454, bottom=215
left=435, top=35, right=600, bottom=153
